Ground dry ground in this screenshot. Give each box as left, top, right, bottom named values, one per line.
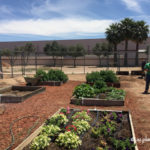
left=0, top=75, right=150, bottom=150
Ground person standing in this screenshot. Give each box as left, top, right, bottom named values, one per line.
left=143, top=62, right=150, bottom=94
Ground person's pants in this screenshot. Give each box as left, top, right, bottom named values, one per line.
left=145, top=74, right=150, bottom=92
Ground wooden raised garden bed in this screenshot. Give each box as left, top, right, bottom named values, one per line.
left=38, top=81, right=63, bottom=86
left=70, top=94, right=125, bottom=106
left=24, top=77, right=63, bottom=86
left=131, top=70, right=143, bottom=75
left=0, top=86, right=45, bottom=103
left=116, top=71, right=129, bottom=75
left=15, top=108, right=138, bottom=150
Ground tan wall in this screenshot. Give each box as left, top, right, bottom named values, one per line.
left=2, top=55, right=147, bottom=67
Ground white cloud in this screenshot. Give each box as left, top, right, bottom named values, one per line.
left=0, top=19, right=114, bottom=36
left=121, top=0, right=143, bottom=13
left=30, top=0, right=93, bottom=18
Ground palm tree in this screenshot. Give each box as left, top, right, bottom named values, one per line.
left=105, top=23, right=122, bottom=66
left=132, top=20, right=149, bottom=66
left=120, top=18, right=135, bottom=66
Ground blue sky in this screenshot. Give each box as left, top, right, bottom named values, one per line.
left=0, top=0, right=150, bottom=41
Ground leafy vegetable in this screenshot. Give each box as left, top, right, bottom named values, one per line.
left=106, top=89, right=125, bottom=100
left=73, top=84, right=95, bottom=98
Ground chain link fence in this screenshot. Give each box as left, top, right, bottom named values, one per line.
left=0, top=50, right=148, bottom=78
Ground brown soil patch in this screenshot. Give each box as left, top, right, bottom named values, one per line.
left=0, top=76, right=150, bottom=150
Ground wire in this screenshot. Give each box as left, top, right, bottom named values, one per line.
left=4, top=115, right=40, bottom=150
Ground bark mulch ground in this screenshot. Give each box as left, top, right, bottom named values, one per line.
left=0, top=76, right=150, bottom=150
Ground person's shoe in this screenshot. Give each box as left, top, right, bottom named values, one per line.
left=142, top=91, right=148, bottom=94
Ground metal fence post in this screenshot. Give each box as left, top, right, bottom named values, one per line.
left=0, top=52, right=3, bottom=79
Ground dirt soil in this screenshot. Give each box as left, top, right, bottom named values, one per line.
left=0, top=75, right=150, bottom=150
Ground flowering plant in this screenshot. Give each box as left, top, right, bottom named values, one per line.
left=66, top=125, right=77, bottom=132
left=72, top=111, right=91, bottom=121
left=72, top=120, right=91, bottom=135
left=41, top=125, right=61, bottom=137
left=30, top=134, right=50, bottom=150
left=56, top=131, right=81, bottom=149
left=46, top=113, right=68, bottom=126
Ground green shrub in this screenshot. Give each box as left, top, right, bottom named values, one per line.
left=56, top=131, right=81, bottom=149
left=99, top=70, right=118, bottom=83
left=47, top=69, right=68, bottom=83
left=86, top=70, right=119, bottom=84
left=46, top=114, right=68, bottom=126
left=35, top=69, right=68, bottom=82
left=93, top=80, right=107, bottom=89
left=86, top=71, right=102, bottom=83
left=30, top=134, right=50, bottom=150
left=73, top=84, right=95, bottom=98
left=40, top=125, right=61, bottom=137
left=35, top=69, right=48, bottom=81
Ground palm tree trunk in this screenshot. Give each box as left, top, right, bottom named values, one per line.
left=114, top=44, right=117, bottom=67
left=135, top=42, right=139, bottom=66
left=124, top=40, right=128, bottom=67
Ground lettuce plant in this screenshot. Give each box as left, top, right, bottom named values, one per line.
left=106, top=89, right=125, bottom=100
left=41, top=125, right=61, bottom=137
left=72, top=111, right=92, bottom=122
left=46, top=114, right=68, bottom=126
left=72, top=120, right=91, bottom=135
left=56, top=131, right=81, bottom=149
left=73, top=84, right=95, bottom=98
left=30, top=134, right=50, bottom=150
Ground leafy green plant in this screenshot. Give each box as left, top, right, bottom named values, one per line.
left=91, top=120, right=116, bottom=138
left=72, top=120, right=91, bottom=135
left=46, top=114, right=68, bottom=126
left=35, top=69, right=48, bottom=81
left=99, top=70, right=119, bottom=83
left=40, top=125, right=61, bottom=137
left=72, top=111, right=92, bottom=121
left=59, top=108, right=67, bottom=115
left=30, top=134, right=50, bottom=150
left=35, top=69, right=68, bottom=82
left=86, top=71, right=102, bottom=83
left=73, top=84, right=95, bottom=98
left=106, top=89, right=125, bottom=100
left=56, top=131, right=81, bottom=149
left=94, top=86, right=116, bottom=95
left=110, top=137, right=135, bottom=150
left=47, top=69, right=68, bottom=83
left=93, top=80, right=107, bottom=90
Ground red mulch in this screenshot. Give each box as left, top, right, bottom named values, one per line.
left=0, top=79, right=150, bottom=150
